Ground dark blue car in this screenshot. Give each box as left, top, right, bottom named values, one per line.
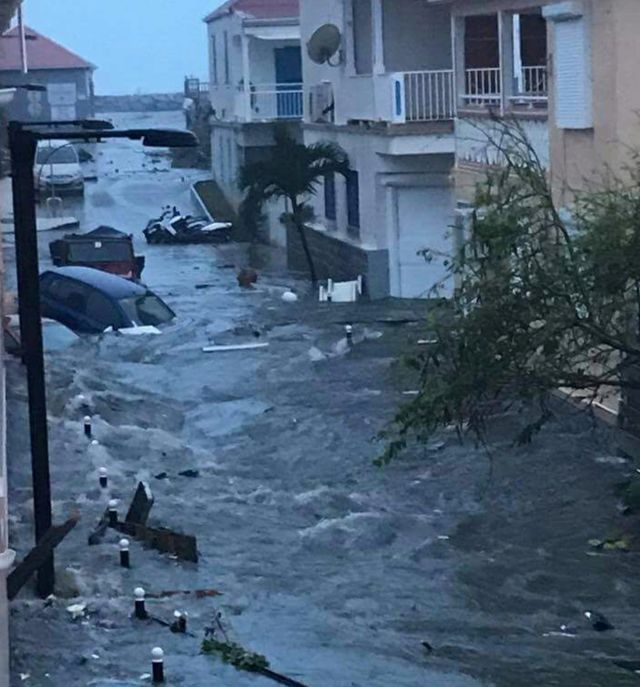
left=40, top=266, right=175, bottom=334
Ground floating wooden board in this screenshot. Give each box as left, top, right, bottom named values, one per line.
left=117, top=521, right=198, bottom=563
left=125, top=481, right=154, bottom=525
left=202, top=342, right=269, bottom=353
left=8, top=516, right=79, bottom=600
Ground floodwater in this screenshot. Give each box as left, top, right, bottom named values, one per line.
left=5, top=112, right=640, bottom=686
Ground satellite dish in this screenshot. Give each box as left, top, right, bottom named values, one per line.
left=307, top=24, right=342, bottom=66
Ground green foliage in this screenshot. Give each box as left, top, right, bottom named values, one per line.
left=201, top=637, right=270, bottom=672
left=239, top=125, right=350, bottom=283
left=381, top=122, right=640, bottom=463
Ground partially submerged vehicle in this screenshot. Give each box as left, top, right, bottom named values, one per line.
left=49, top=226, right=145, bottom=280
left=4, top=314, right=80, bottom=357
left=40, top=266, right=175, bottom=334
left=143, top=206, right=232, bottom=245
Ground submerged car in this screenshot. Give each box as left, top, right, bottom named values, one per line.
left=34, top=140, right=84, bottom=196
left=4, top=314, right=80, bottom=357
left=40, top=266, right=175, bottom=334
left=49, top=226, right=145, bottom=280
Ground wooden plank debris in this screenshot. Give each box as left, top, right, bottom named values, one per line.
left=8, top=515, right=79, bottom=600
left=125, top=481, right=154, bottom=525
left=116, top=522, right=198, bottom=563
left=202, top=342, right=269, bottom=353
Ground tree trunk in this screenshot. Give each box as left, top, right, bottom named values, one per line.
left=292, top=199, right=318, bottom=285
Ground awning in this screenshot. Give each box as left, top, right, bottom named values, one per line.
left=244, top=25, right=300, bottom=41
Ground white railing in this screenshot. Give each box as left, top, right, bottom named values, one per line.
left=510, top=65, right=548, bottom=107
left=403, top=70, right=455, bottom=121
left=463, top=68, right=501, bottom=106
left=238, top=82, right=303, bottom=121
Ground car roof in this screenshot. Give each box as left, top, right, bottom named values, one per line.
left=42, top=266, right=147, bottom=299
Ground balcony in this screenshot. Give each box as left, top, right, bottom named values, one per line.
left=391, top=70, right=455, bottom=123
left=234, top=82, right=303, bottom=122
left=461, top=65, right=548, bottom=110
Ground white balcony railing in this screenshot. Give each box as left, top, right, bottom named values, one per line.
left=403, top=70, right=455, bottom=122
left=391, top=70, right=455, bottom=123
left=511, top=65, right=548, bottom=106
left=237, top=82, right=303, bottom=121
left=463, top=67, right=501, bottom=106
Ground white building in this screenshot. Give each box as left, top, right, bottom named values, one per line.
left=299, top=0, right=457, bottom=299
left=204, top=0, right=303, bottom=245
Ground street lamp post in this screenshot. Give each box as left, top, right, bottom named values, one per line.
left=8, top=120, right=197, bottom=597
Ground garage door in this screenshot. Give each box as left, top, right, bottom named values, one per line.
left=394, top=186, right=453, bottom=298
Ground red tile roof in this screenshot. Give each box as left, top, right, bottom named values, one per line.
left=0, top=26, right=95, bottom=71
left=205, top=0, right=299, bottom=23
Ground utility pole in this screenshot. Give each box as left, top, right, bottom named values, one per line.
left=8, top=121, right=54, bottom=597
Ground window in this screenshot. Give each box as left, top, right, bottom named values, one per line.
left=552, top=17, right=592, bottom=128
left=35, top=146, right=78, bottom=164
left=86, top=291, right=122, bottom=329
left=211, top=35, right=218, bottom=85
left=226, top=139, right=233, bottom=184
left=119, top=294, right=175, bottom=327
left=324, top=172, right=336, bottom=221
left=218, top=137, right=225, bottom=181
left=223, top=30, right=230, bottom=85
left=352, top=0, right=373, bottom=75
left=346, top=170, right=360, bottom=236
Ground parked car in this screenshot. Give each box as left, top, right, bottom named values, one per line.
left=34, top=140, right=84, bottom=196
left=4, top=314, right=80, bottom=357
left=40, top=267, right=175, bottom=334
left=49, top=226, right=145, bottom=280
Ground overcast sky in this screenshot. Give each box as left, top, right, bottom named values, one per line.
left=22, top=0, right=223, bottom=94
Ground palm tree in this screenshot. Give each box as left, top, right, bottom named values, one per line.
left=239, top=126, right=350, bottom=285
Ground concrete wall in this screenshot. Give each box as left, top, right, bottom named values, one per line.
left=548, top=0, right=640, bottom=203
left=287, top=222, right=390, bottom=298
left=0, top=68, right=94, bottom=121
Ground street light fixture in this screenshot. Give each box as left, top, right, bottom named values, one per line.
left=8, top=119, right=198, bottom=597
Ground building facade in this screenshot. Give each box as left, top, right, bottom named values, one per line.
left=204, top=0, right=303, bottom=246
left=0, top=25, right=95, bottom=123
left=300, top=0, right=457, bottom=299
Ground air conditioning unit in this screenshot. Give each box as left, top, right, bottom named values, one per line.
left=309, top=81, right=334, bottom=124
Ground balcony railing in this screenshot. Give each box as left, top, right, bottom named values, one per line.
left=391, top=70, right=455, bottom=123
left=463, top=68, right=501, bottom=106
left=511, top=65, right=548, bottom=106
left=402, top=70, right=455, bottom=122
left=238, top=82, right=303, bottom=121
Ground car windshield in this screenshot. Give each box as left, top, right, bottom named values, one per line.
left=36, top=146, right=78, bottom=165
left=119, top=293, right=175, bottom=327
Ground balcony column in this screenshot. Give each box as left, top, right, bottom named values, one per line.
left=240, top=31, right=252, bottom=121
left=452, top=14, right=466, bottom=110
left=498, top=11, right=515, bottom=116
left=372, top=0, right=385, bottom=75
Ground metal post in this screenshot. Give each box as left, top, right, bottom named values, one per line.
left=8, top=122, right=54, bottom=598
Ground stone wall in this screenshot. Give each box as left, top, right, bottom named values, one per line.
left=287, top=223, right=389, bottom=299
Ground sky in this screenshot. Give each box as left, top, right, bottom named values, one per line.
left=20, top=0, right=225, bottom=95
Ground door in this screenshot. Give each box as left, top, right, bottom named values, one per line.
left=274, top=46, right=302, bottom=118
left=394, top=186, right=453, bottom=299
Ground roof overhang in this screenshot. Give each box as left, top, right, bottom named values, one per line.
left=244, top=22, right=300, bottom=41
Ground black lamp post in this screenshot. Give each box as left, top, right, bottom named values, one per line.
left=8, top=120, right=197, bottom=597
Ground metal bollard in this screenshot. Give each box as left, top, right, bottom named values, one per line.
left=151, top=647, right=165, bottom=683
left=108, top=499, right=118, bottom=527
left=98, top=467, right=108, bottom=489
left=83, top=415, right=92, bottom=438
left=345, top=324, right=354, bottom=347
left=119, top=538, right=130, bottom=568
left=134, top=587, right=148, bottom=619
left=172, top=610, right=187, bottom=633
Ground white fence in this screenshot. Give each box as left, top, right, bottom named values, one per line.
left=463, top=68, right=501, bottom=106
left=402, top=70, right=455, bottom=122
left=238, top=83, right=303, bottom=121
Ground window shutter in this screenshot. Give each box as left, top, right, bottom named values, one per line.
left=553, top=17, right=592, bottom=129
